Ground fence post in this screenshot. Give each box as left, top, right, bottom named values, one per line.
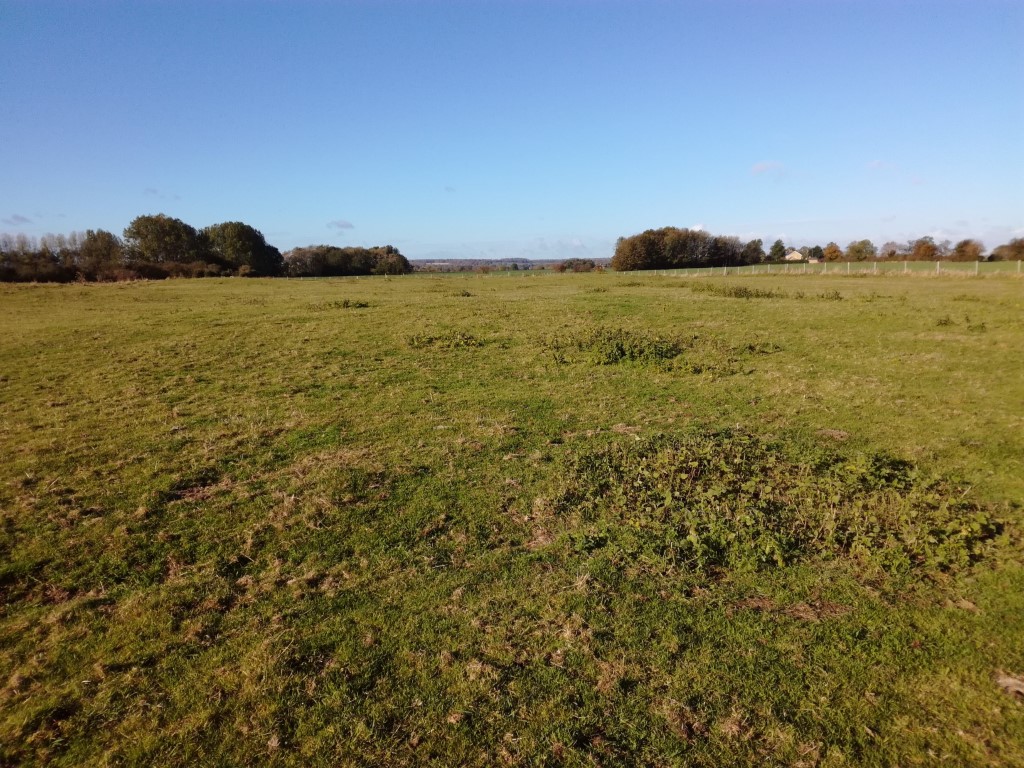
left=847, top=262, right=850, bottom=275
left=975, top=261, right=979, bottom=276
left=936, top=261, right=940, bottom=275
left=904, top=261, right=908, bottom=274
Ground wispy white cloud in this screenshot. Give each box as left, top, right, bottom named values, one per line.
left=751, top=160, right=784, bottom=176
left=327, top=219, right=354, bottom=230
left=2, top=214, right=31, bottom=226
left=143, top=187, right=181, bottom=201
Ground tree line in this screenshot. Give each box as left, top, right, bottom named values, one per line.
left=611, top=227, right=1024, bottom=272
left=0, top=214, right=411, bottom=282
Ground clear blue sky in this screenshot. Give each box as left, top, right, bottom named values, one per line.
left=2, top=0, right=1022, bottom=260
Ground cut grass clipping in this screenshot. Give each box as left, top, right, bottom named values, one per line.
left=552, top=429, right=1003, bottom=575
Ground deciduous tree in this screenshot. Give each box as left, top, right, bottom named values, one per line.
left=951, top=239, right=983, bottom=262
left=741, top=238, right=765, bottom=264
left=204, top=221, right=283, bottom=276
left=990, top=238, right=1024, bottom=261
left=822, top=242, right=843, bottom=262
left=845, top=239, right=876, bottom=261
left=124, top=214, right=208, bottom=264
left=909, top=237, right=938, bottom=261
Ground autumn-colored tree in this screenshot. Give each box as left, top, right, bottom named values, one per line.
left=950, top=239, right=984, bottom=262
left=822, top=242, right=843, bottom=262
left=990, top=238, right=1024, bottom=261
left=909, top=237, right=938, bottom=261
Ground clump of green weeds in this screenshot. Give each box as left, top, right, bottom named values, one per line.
left=690, top=283, right=787, bottom=299
left=408, top=330, right=483, bottom=349
left=937, top=315, right=955, bottom=327
left=819, top=289, right=843, bottom=301
left=554, top=429, right=1002, bottom=575
left=544, top=327, right=683, bottom=366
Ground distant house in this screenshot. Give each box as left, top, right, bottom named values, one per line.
left=783, top=250, right=804, bottom=262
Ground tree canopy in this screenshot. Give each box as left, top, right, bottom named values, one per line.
left=204, top=222, right=283, bottom=276
left=611, top=227, right=752, bottom=271
left=283, top=245, right=412, bottom=277
left=991, top=238, right=1024, bottom=261
left=845, top=240, right=877, bottom=261
left=123, top=214, right=208, bottom=265
left=822, top=242, right=843, bottom=262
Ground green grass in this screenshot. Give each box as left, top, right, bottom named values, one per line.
left=1, top=272, right=1022, bottom=766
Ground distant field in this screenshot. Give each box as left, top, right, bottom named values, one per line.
left=1, top=272, right=1022, bottom=766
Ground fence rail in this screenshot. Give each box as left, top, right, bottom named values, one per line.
left=626, top=260, right=1023, bottom=278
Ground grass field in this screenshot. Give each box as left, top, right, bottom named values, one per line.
left=1, top=272, right=1023, bottom=766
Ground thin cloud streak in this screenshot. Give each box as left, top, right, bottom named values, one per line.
left=751, top=161, right=784, bottom=176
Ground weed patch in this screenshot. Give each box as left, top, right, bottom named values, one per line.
left=543, top=327, right=683, bottom=367
left=542, top=326, right=748, bottom=375
left=553, top=429, right=1002, bottom=575
left=408, top=330, right=483, bottom=349
left=690, top=283, right=787, bottom=299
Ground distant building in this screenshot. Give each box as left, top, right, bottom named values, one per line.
left=783, top=250, right=804, bottom=261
